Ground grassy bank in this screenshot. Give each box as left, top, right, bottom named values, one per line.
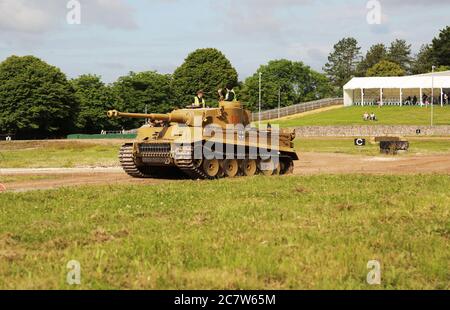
left=273, top=106, right=450, bottom=127
left=0, top=140, right=121, bottom=168
left=296, top=137, right=450, bottom=156
left=0, top=175, right=448, bottom=289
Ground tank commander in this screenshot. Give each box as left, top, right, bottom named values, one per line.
left=224, top=83, right=237, bottom=102
left=193, top=90, right=206, bottom=108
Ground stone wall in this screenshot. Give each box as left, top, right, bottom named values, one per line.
left=292, top=125, right=450, bottom=137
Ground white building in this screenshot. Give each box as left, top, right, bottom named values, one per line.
left=343, top=71, right=450, bottom=107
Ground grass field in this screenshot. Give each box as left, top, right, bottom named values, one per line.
left=0, top=141, right=121, bottom=168
left=273, top=106, right=450, bottom=127
left=0, top=175, right=449, bottom=290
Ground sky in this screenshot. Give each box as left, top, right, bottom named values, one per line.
left=0, top=0, right=449, bottom=83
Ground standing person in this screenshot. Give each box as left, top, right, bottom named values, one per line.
left=444, top=93, right=449, bottom=105
left=422, top=94, right=428, bottom=106
left=217, top=88, right=225, bottom=101
left=405, top=96, right=412, bottom=105
left=193, top=90, right=206, bottom=108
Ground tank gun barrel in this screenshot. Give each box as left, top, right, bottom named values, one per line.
left=107, top=110, right=178, bottom=123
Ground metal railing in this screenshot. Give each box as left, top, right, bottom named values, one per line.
left=250, top=98, right=343, bottom=122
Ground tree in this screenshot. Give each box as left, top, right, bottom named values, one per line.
left=367, top=60, right=405, bottom=77
left=323, top=37, right=361, bottom=95
left=241, top=59, right=332, bottom=111
left=411, top=44, right=434, bottom=74
left=431, top=26, right=450, bottom=67
left=0, top=55, right=77, bottom=138
left=435, top=65, right=450, bottom=72
left=111, top=71, right=174, bottom=129
left=356, top=43, right=387, bottom=76
left=172, top=48, right=238, bottom=104
left=387, top=39, right=412, bottom=72
left=71, top=74, right=119, bottom=134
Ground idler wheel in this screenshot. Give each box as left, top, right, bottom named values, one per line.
left=280, top=158, right=294, bottom=175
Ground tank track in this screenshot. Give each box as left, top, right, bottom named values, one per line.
left=175, top=158, right=211, bottom=180
left=119, top=144, right=155, bottom=178
left=121, top=144, right=296, bottom=180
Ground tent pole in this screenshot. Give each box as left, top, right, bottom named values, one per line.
left=420, top=88, right=423, bottom=107
left=361, top=89, right=364, bottom=106
left=380, top=88, right=383, bottom=106
left=400, top=88, right=403, bottom=106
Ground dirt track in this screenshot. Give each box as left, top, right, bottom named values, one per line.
left=1, top=152, right=450, bottom=192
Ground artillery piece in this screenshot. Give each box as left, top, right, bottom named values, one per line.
left=107, top=101, right=298, bottom=179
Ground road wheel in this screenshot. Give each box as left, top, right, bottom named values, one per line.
left=202, top=159, right=220, bottom=179
left=258, top=158, right=277, bottom=176
left=241, top=159, right=257, bottom=177
left=222, top=159, right=239, bottom=178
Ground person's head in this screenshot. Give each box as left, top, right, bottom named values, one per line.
left=197, top=90, right=204, bottom=98
left=226, top=83, right=234, bottom=91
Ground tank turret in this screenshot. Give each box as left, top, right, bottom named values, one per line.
left=107, top=101, right=251, bottom=128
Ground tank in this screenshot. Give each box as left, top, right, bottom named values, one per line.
left=107, top=101, right=298, bottom=179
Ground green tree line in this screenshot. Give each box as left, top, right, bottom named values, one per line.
left=323, top=26, right=450, bottom=95
left=0, top=48, right=331, bottom=138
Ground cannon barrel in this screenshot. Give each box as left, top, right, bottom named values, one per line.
left=107, top=109, right=193, bottom=124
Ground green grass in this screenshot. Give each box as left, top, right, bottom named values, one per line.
left=296, top=137, right=450, bottom=156
left=273, top=106, right=450, bottom=127
left=0, top=175, right=449, bottom=289
left=0, top=141, right=121, bottom=168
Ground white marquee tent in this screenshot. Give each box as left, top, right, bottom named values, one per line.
left=343, top=71, right=450, bottom=107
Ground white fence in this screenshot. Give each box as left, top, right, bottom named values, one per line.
left=250, top=98, right=343, bottom=122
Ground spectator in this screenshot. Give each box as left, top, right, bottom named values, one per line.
left=422, top=94, right=428, bottom=106
left=444, top=93, right=449, bottom=105
left=405, top=96, right=412, bottom=105
left=363, top=112, right=370, bottom=121
left=413, top=96, right=418, bottom=105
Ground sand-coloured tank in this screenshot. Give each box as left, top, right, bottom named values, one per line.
left=107, top=101, right=298, bottom=179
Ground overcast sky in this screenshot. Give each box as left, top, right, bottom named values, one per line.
left=0, top=0, right=448, bottom=83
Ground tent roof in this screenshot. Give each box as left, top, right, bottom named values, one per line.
left=344, top=71, right=450, bottom=90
